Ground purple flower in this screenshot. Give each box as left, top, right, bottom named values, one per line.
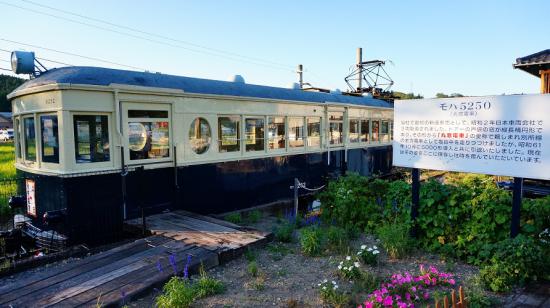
left=183, top=254, right=192, bottom=279
left=169, top=253, right=177, bottom=274
left=156, top=260, right=163, bottom=272
left=120, top=289, right=126, bottom=305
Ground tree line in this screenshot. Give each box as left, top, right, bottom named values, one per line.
left=0, top=74, right=25, bottom=112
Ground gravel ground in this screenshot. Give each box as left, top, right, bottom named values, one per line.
left=129, top=215, right=495, bottom=308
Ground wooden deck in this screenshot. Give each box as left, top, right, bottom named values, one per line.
left=0, top=211, right=271, bottom=307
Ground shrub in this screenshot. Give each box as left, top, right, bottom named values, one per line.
left=326, top=225, right=349, bottom=254
left=465, top=274, right=500, bottom=307
left=377, top=222, right=413, bottom=259
left=156, top=277, right=195, bottom=308
left=193, top=267, right=225, bottom=298
left=337, top=256, right=361, bottom=280
left=246, top=210, right=262, bottom=224
left=479, top=235, right=545, bottom=292
left=247, top=261, right=259, bottom=277
left=266, top=242, right=291, bottom=261
left=357, top=244, right=380, bottom=266
left=300, top=226, right=325, bottom=256
left=318, top=279, right=349, bottom=308
left=353, top=270, right=381, bottom=295
left=274, top=220, right=295, bottom=243
left=225, top=212, right=242, bottom=224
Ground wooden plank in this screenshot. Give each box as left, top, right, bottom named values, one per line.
left=45, top=242, right=196, bottom=307
left=5, top=239, right=177, bottom=307
left=0, top=236, right=172, bottom=304
left=78, top=247, right=219, bottom=307
left=159, top=212, right=239, bottom=233
left=0, top=235, right=166, bottom=296
left=176, top=210, right=243, bottom=229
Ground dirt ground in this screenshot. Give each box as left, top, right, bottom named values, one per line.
left=129, top=214, right=490, bottom=308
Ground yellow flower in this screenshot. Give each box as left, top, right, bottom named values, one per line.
left=438, top=236, right=445, bottom=245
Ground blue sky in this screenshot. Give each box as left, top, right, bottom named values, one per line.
left=0, top=0, right=548, bottom=97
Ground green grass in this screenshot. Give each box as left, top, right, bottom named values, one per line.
left=0, top=142, right=16, bottom=218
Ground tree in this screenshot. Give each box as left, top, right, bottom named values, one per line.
left=436, top=92, right=464, bottom=98
left=0, top=75, right=25, bottom=112
left=392, top=91, right=424, bottom=100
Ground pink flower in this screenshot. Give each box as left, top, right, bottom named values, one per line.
left=431, top=278, right=437, bottom=285
left=397, top=302, right=407, bottom=308
left=405, top=292, right=411, bottom=301
left=362, top=303, right=374, bottom=308
left=376, top=295, right=383, bottom=303
left=423, top=292, right=430, bottom=300
left=449, top=279, right=456, bottom=285
left=411, top=286, right=416, bottom=292
left=383, top=296, right=393, bottom=306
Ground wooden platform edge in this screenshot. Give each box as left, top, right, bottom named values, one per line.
left=217, top=230, right=273, bottom=264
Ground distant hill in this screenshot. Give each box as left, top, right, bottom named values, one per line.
left=0, top=74, right=26, bottom=112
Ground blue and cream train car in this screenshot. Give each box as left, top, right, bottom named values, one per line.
left=8, top=66, right=393, bottom=243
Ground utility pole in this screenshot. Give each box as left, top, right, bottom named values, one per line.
left=297, top=64, right=303, bottom=89
left=357, top=47, right=362, bottom=93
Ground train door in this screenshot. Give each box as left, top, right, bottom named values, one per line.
left=121, top=102, right=175, bottom=219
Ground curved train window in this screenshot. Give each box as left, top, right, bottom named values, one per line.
left=329, top=112, right=343, bottom=145
left=381, top=120, right=390, bottom=142
left=307, top=117, right=321, bottom=148
left=128, top=110, right=170, bottom=160
left=371, top=120, right=380, bottom=142
left=40, top=115, right=59, bottom=163
left=74, top=115, right=110, bottom=163
left=245, top=118, right=264, bottom=152
left=23, top=117, right=36, bottom=162
left=218, top=116, right=240, bottom=153
left=288, top=117, right=304, bottom=148
left=349, top=119, right=360, bottom=143
left=268, top=117, right=285, bottom=150
left=360, top=120, right=369, bottom=142
left=189, top=117, right=211, bottom=154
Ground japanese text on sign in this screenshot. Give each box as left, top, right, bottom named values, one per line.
left=393, top=94, right=550, bottom=180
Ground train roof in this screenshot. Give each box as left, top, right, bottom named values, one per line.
left=11, top=66, right=392, bottom=108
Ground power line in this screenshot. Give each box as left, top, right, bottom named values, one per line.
left=1, top=38, right=148, bottom=71
left=1, top=1, right=295, bottom=72
left=21, top=0, right=295, bottom=71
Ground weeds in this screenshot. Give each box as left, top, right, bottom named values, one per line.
left=376, top=222, right=413, bottom=259
left=225, top=212, right=242, bottom=224
left=299, top=226, right=324, bottom=256
left=246, top=210, right=262, bottom=224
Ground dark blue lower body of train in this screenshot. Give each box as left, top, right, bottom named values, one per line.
left=17, top=146, right=392, bottom=244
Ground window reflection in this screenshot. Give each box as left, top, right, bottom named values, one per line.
left=74, top=115, right=110, bottom=163
left=288, top=117, right=304, bottom=148
left=189, top=117, right=211, bottom=154
left=245, top=118, right=264, bottom=152
left=24, top=117, right=36, bottom=162
left=40, top=115, right=59, bottom=163
left=307, top=117, right=321, bottom=148
left=218, top=116, right=240, bottom=152
left=129, top=122, right=169, bottom=160
left=360, top=120, right=369, bottom=142
left=372, top=120, right=380, bottom=142
left=349, top=119, right=360, bottom=143
left=268, top=117, right=285, bottom=150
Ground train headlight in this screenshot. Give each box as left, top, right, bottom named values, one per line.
left=11, top=51, right=36, bottom=74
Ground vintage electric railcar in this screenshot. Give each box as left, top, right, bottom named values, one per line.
left=8, top=66, right=393, bottom=243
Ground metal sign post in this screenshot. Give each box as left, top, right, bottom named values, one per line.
left=510, top=177, right=523, bottom=238
left=411, top=168, right=420, bottom=238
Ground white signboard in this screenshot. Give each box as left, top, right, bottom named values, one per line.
left=393, top=94, right=550, bottom=180
left=26, top=179, right=36, bottom=217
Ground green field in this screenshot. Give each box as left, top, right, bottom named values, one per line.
left=0, top=142, right=16, bottom=217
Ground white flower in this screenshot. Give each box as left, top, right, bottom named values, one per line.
left=346, top=256, right=351, bottom=260
left=332, top=281, right=336, bottom=285
left=361, top=245, right=367, bottom=250
left=338, top=265, right=342, bottom=270
left=323, top=286, right=327, bottom=290
left=357, top=251, right=361, bottom=255
left=333, top=285, right=338, bottom=290
left=373, top=245, right=378, bottom=249
left=323, top=279, right=328, bottom=283
left=317, top=283, right=321, bottom=286
left=354, top=262, right=360, bottom=268
left=339, top=261, right=343, bottom=265
left=367, top=247, right=373, bottom=252
left=373, top=250, right=379, bottom=254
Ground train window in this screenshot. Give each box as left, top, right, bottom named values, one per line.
left=288, top=117, right=304, bottom=148
left=189, top=117, right=211, bottom=154
left=218, top=116, right=240, bottom=153
left=268, top=117, right=285, bottom=150
left=245, top=118, right=264, bottom=152
left=381, top=120, right=390, bottom=142
left=372, top=120, right=380, bottom=142
left=23, top=117, right=36, bottom=162
left=128, top=110, right=168, bottom=118
left=360, top=120, right=369, bottom=142
left=307, top=117, right=321, bottom=148
left=349, top=119, right=360, bottom=143
left=40, top=115, right=59, bottom=163
left=128, top=122, right=170, bottom=160
left=329, top=112, right=343, bottom=145
left=74, top=115, right=110, bottom=163
left=15, top=117, right=21, bottom=158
